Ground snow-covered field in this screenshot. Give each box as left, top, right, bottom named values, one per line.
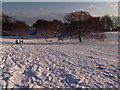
left=0, top=32, right=119, bottom=88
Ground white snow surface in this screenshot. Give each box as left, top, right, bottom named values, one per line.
left=0, top=32, right=119, bottom=88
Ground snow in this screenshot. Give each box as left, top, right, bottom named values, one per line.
left=0, top=32, right=119, bottom=88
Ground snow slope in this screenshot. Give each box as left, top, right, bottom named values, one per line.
left=0, top=32, right=119, bottom=88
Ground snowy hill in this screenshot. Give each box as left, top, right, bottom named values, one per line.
left=0, top=32, right=119, bottom=88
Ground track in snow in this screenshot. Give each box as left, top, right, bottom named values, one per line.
left=0, top=32, right=119, bottom=88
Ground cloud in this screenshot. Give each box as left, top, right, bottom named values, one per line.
left=41, top=12, right=65, bottom=20
left=39, top=8, right=44, bottom=11
left=80, top=8, right=85, bottom=11
left=90, top=13, right=103, bottom=17
left=109, top=3, right=118, bottom=8
left=3, top=11, right=34, bottom=18
left=70, top=8, right=85, bottom=13
left=90, top=5, right=102, bottom=10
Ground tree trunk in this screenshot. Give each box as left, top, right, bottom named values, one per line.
left=54, top=33, right=56, bottom=37
left=79, top=35, right=82, bottom=42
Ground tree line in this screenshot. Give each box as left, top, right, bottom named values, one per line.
left=2, top=14, right=29, bottom=36
left=2, top=10, right=119, bottom=42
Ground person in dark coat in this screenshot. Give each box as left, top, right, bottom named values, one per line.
left=15, top=40, right=19, bottom=44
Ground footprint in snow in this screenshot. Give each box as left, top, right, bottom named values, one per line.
left=96, top=67, right=106, bottom=70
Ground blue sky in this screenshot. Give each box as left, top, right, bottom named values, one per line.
left=2, top=0, right=119, bottom=2
left=2, top=2, right=118, bottom=25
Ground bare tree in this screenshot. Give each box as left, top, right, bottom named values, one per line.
left=62, top=10, right=106, bottom=42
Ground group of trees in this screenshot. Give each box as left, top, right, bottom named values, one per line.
left=62, top=11, right=106, bottom=42
left=32, top=19, right=63, bottom=36
left=101, top=15, right=118, bottom=31
left=2, top=14, right=29, bottom=36
left=2, top=10, right=119, bottom=42
left=32, top=10, right=119, bottom=42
